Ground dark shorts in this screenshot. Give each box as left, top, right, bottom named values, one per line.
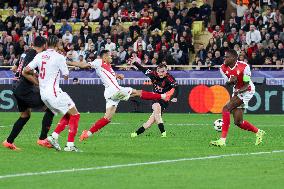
left=152, top=99, right=169, bottom=112
left=13, top=90, right=44, bottom=112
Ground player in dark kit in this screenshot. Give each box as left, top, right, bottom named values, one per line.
left=3, top=36, right=54, bottom=150
left=130, top=57, right=179, bottom=137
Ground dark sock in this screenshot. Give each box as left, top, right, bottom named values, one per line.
left=158, top=123, right=165, bottom=133
left=7, top=117, right=30, bottom=143
left=39, top=109, right=54, bottom=140
left=136, top=127, right=145, bottom=135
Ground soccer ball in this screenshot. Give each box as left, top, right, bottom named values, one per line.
left=213, top=119, right=223, bottom=132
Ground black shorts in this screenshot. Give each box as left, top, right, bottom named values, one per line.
left=152, top=99, right=169, bottom=112
left=13, top=90, right=44, bottom=112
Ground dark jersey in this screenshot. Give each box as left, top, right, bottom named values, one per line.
left=133, top=62, right=179, bottom=98
left=13, top=49, right=38, bottom=95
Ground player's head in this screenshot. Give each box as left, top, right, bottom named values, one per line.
left=47, top=35, right=59, bottom=48
left=100, top=50, right=112, bottom=63
left=33, top=36, right=47, bottom=52
left=224, top=49, right=238, bottom=66
left=156, top=63, right=168, bottom=78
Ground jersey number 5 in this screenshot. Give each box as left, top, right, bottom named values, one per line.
left=40, top=61, right=46, bottom=79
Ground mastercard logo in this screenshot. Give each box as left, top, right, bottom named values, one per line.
left=188, top=85, right=230, bottom=113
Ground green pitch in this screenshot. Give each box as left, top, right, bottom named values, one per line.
left=0, top=113, right=283, bottom=189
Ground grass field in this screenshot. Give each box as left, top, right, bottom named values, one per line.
left=0, top=112, right=284, bottom=189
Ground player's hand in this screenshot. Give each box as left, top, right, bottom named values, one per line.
left=116, top=74, right=124, bottom=80
left=229, top=76, right=237, bottom=85
left=171, top=98, right=177, bottom=103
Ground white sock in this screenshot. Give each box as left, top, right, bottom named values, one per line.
left=52, top=132, right=59, bottom=140
left=220, top=138, right=226, bottom=142
left=87, top=131, right=92, bottom=137
left=67, top=142, right=74, bottom=147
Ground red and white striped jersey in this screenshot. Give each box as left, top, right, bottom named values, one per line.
left=220, top=61, right=255, bottom=91
left=89, top=59, right=121, bottom=90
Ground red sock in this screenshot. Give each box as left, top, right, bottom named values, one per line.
left=140, top=90, right=162, bottom=100
left=221, top=111, right=230, bottom=138
left=89, top=117, right=110, bottom=134
left=67, top=114, right=80, bottom=142
left=54, top=114, right=70, bottom=134
left=239, top=120, right=258, bottom=133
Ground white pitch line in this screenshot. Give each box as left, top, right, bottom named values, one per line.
left=0, top=150, right=283, bottom=180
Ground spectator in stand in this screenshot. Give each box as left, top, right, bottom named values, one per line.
left=24, top=10, right=36, bottom=30
left=170, top=42, right=184, bottom=65
left=187, top=1, right=200, bottom=21
left=138, top=11, right=152, bottom=27
left=246, top=25, right=261, bottom=45
left=88, top=3, right=101, bottom=22
left=104, top=37, right=116, bottom=52
left=199, top=0, right=212, bottom=27
left=213, top=0, right=227, bottom=26
left=133, top=36, right=146, bottom=52
left=230, top=0, right=248, bottom=24
left=69, top=2, right=80, bottom=22
left=100, top=19, right=111, bottom=35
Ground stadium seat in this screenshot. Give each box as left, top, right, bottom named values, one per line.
left=192, top=21, right=204, bottom=35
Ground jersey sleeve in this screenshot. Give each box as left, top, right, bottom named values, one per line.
left=58, top=55, right=69, bottom=76
left=219, top=67, right=228, bottom=82
left=167, top=75, right=179, bottom=98
left=133, top=62, right=155, bottom=79
left=243, top=65, right=251, bottom=76
left=89, top=59, right=102, bottom=69
left=26, top=54, right=40, bottom=71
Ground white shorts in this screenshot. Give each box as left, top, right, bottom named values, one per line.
left=41, top=91, right=75, bottom=115
left=104, top=87, right=133, bottom=109
left=233, top=90, right=255, bottom=109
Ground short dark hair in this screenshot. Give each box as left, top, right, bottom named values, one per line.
left=226, top=49, right=238, bottom=58
left=47, top=35, right=59, bottom=47
left=33, top=36, right=46, bottom=47
left=157, top=63, right=167, bottom=70
left=100, top=49, right=110, bottom=57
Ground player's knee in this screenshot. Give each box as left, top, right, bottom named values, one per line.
left=222, top=105, right=230, bottom=112
left=152, top=103, right=161, bottom=112
left=21, top=111, right=31, bottom=118
left=234, top=120, right=242, bottom=126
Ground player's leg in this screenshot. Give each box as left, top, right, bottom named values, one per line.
left=80, top=103, right=116, bottom=141
left=3, top=96, right=31, bottom=150
left=152, top=103, right=167, bottom=137
left=37, top=108, right=54, bottom=148
left=131, top=89, right=173, bottom=101
left=210, top=96, right=243, bottom=147
left=131, top=113, right=156, bottom=137
left=232, top=108, right=265, bottom=145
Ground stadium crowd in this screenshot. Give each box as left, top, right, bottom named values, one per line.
left=0, top=0, right=283, bottom=70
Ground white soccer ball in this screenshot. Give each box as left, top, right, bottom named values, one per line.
left=213, top=119, right=223, bottom=132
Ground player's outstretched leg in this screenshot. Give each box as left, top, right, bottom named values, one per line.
left=80, top=106, right=115, bottom=142
left=131, top=113, right=155, bottom=137
left=3, top=110, right=31, bottom=150
left=210, top=96, right=242, bottom=147
left=64, top=113, right=80, bottom=152
left=233, top=108, right=266, bottom=145
left=37, top=109, right=54, bottom=148
left=47, top=114, right=70, bottom=151
left=152, top=103, right=167, bottom=137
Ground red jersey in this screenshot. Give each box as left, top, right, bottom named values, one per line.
left=220, top=61, right=255, bottom=91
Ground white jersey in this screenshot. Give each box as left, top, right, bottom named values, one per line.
left=89, top=59, right=121, bottom=91
left=26, top=49, right=69, bottom=97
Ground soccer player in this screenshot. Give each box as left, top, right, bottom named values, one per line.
left=130, top=59, right=179, bottom=137
left=23, top=35, right=81, bottom=152
left=3, top=36, right=54, bottom=150
left=79, top=50, right=173, bottom=141
left=210, top=49, right=265, bottom=147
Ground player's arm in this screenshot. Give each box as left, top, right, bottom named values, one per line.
left=220, top=68, right=236, bottom=86
left=235, top=66, right=251, bottom=95
left=168, top=76, right=179, bottom=102
left=67, top=61, right=91, bottom=69
left=22, top=57, right=39, bottom=85
left=132, top=60, right=155, bottom=79
left=59, top=56, right=69, bottom=80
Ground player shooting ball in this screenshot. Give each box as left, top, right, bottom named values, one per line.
left=210, top=49, right=265, bottom=147
left=130, top=55, right=179, bottom=138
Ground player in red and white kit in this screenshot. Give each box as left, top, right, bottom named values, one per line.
left=210, top=49, right=265, bottom=147
left=24, top=35, right=81, bottom=152
left=79, top=50, right=173, bottom=141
